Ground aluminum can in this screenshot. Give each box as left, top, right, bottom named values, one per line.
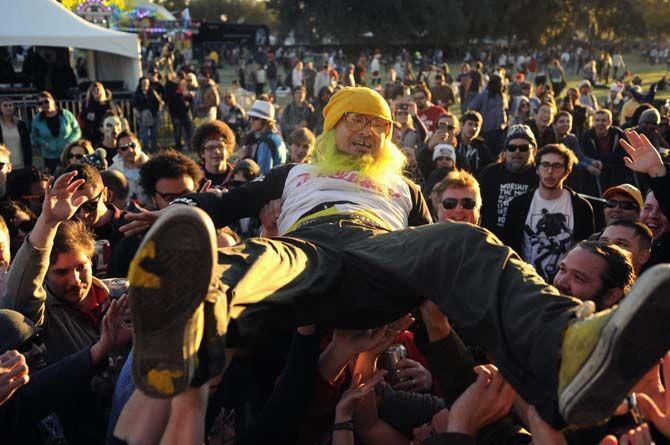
left=103, top=278, right=129, bottom=299
left=378, top=344, right=407, bottom=385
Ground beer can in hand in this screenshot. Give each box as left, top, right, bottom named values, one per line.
left=378, top=344, right=407, bottom=386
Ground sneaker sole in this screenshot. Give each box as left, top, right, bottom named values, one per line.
left=559, top=264, right=670, bottom=425
left=129, top=206, right=217, bottom=398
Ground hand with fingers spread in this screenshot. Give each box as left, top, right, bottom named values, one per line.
left=335, top=370, right=386, bottom=422
left=599, top=423, right=655, bottom=445
left=621, top=130, right=667, bottom=178
left=0, top=350, right=29, bottom=406
left=447, top=364, right=516, bottom=436
left=393, top=358, right=433, bottom=393
left=120, top=207, right=165, bottom=237
left=91, top=295, right=132, bottom=364
left=42, top=171, right=89, bottom=225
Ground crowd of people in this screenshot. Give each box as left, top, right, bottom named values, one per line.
left=0, top=41, right=668, bottom=445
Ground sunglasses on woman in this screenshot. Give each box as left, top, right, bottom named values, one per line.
left=68, top=153, right=85, bottom=160
left=118, top=141, right=137, bottom=152
left=442, top=198, right=477, bottom=210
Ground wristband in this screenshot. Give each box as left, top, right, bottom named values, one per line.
left=332, top=420, right=354, bottom=432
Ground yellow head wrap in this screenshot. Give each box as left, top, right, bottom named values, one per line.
left=322, top=87, right=392, bottom=133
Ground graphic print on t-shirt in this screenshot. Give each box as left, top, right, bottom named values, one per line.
left=523, top=190, right=574, bottom=281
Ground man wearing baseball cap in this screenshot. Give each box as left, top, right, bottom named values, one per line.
left=122, top=87, right=670, bottom=441
left=602, top=183, right=643, bottom=226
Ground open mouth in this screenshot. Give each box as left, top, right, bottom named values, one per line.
left=352, top=141, right=372, bottom=151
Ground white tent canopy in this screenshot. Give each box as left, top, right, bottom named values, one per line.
left=0, top=0, right=141, bottom=90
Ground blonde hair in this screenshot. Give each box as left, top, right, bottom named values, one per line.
left=313, top=129, right=406, bottom=192
left=432, top=169, right=482, bottom=212
left=86, top=82, right=109, bottom=103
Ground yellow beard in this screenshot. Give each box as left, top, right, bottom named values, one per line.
left=313, top=130, right=407, bottom=191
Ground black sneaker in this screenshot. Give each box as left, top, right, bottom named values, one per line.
left=558, top=264, right=670, bottom=425
left=128, top=205, right=217, bottom=398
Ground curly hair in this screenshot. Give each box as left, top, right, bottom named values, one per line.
left=139, top=150, right=203, bottom=196
left=191, top=120, right=236, bottom=157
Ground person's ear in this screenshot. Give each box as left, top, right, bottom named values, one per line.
left=602, top=288, right=624, bottom=308
left=639, top=249, right=651, bottom=268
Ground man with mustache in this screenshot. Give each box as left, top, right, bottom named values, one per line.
left=0, top=170, right=112, bottom=363
left=121, top=87, right=670, bottom=444
left=479, top=124, right=539, bottom=237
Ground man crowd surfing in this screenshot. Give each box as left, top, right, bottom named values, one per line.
left=1, top=41, right=670, bottom=445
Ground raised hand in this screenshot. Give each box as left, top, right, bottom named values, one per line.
left=335, top=370, right=386, bottom=421
left=447, top=364, right=516, bottom=436
left=637, top=393, right=670, bottom=439
left=120, top=207, right=164, bottom=237
left=91, top=295, right=132, bottom=364
left=0, top=350, right=29, bottom=406
left=42, top=171, right=88, bottom=224
left=599, top=423, right=655, bottom=445
left=620, top=130, right=667, bottom=178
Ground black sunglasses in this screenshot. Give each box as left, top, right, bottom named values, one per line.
left=605, top=199, right=639, bottom=211
left=506, top=144, right=531, bottom=153
left=118, top=141, right=137, bottom=152
left=79, top=190, right=104, bottom=212
left=68, top=153, right=85, bottom=160
left=442, top=197, right=477, bottom=210
left=16, top=219, right=36, bottom=233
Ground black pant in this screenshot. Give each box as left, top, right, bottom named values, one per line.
left=217, top=216, right=582, bottom=425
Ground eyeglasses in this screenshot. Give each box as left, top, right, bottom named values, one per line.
left=155, top=189, right=192, bottom=203
left=15, top=219, right=35, bottom=233
left=78, top=190, right=104, bottom=213
left=414, top=95, right=426, bottom=101
left=118, top=141, right=137, bottom=152
left=68, top=153, right=85, bottom=160
left=343, top=113, right=391, bottom=134
left=506, top=144, right=532, bottom=153
left=442, top=197, right=477, bottom=210
left=204, top=141, right=228, bottom=152
left=538, top=162, right=566, bottom=171
left=605, top=199, right=639, bottom=211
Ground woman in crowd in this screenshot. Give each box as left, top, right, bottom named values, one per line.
left=0, top=97, right=31, bottom=172
left=0, top=200, right=35, bottom=258
left=393, top=100, right=428, bottom=156
left=109, top=130, right=150, bottom=204
left=58, top=139, right=94, bottom=171
left=78, top=82, right=112, bottom=146
left=509, top=96, right=531, bottom=126
left=132, top=77, right=162, bottom=153
left=30, top=91, right=81, bottom=173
